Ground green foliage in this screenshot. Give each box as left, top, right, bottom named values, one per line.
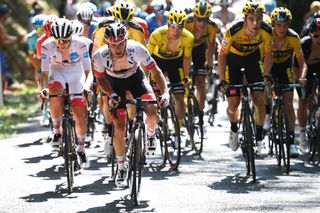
left=0, top=85, right=39, bottom=138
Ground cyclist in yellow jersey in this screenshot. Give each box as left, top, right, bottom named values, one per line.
left=147, top=8, right=194, bottom=128
left=92, top=1, right=147, bottom=159
left=184, top=1, right=219, bottom=127
left=263, top=7, right=305, bottom=157
left=218, top=0, right=273, bottom=156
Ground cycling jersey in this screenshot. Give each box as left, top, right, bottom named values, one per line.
left=93, top=39, right=156, bottom=79
left=272, top=28, right=303, bottom=64
left=41, top=35, right=91, bottom=72
left=133, top=16, right=149, bottom=39
left=185, top=14, right=219, bottom=47
left=146, top=12, right=168, bottom=34
left=221, top=19, right=273, bottom=56
left=93, top=17, right=145, bottom=49
left=147, top=25, right=194, bottom=60
left=83, top=22, right=98, bottom=40
left=26, top=30, right=38, bottom=54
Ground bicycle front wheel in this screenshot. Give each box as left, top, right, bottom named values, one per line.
left=187, top=93, right=203, bottom=155
left=127, top=124, right=143, bottom=206
left=63, top=118, right=77, bottom=193
left=163, top=104, right=181, bottom=170
left=278, top=105, right=290, bottom=174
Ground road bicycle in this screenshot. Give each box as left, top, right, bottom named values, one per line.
left=229, top=82, right=264, bottom=182
left=268, top=83, right=302, bottom=174
left=49, top=83, right=81, bottom=193
left=156, top=94, right=181, bottom=170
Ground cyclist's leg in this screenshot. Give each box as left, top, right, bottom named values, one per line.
left=192, top=43, right=207, bottom=120
left=48, top=71, right=64, bottom=146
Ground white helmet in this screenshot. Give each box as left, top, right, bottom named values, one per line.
left=77, top=6, right=93, bottom=22
left=151, top=0, right=167, bottom=14
left=51, top=18, right=73, bottom=39
left=71, top=20, right=84, bottom=36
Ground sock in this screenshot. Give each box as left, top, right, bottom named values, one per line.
left=116, top=155, right=125, bottom=170
left=265, top=105, right=271, bottom=114
left=230, top=122, right=238, bottom=133
left=256, top=125, right=263, bottom=141
left=77, top=135, right=85, bottom=152
left=52, top=117, right=61, bottom=134
left=290, top=131, right=295, bottom=145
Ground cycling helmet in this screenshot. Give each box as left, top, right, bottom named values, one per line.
left=71, top=20, right=84, bottom=36
left=167, top=9, right=187, bottom=27
left=104, top=23, right=128, bottom=44
left=80, top=1, right=97, bottom=13
left=271, top=7, right=292, bottom=23
left=194, top=1, right=212, bottom=19
left=31, top=14, right=47, bottom=27
left=262, top=0, right=277, bottom=14
left=309, top=17, right=320, bottom=33
left=77, top=6, right=94, bottom=22
left=43, top=15, right=58, bottom=34
left=51, top=19, right=73, bottom=39
left=242, top=0, right=265, bottom=16
left=219, top=0, right=232, bottom=7
left=113, top=1, right=135, bottom=22
left=151, top=0, right=166, bottom=14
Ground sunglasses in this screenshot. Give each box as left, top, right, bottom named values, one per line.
left=312, top=34, right=320, bottom=38
left=36, top=28, right=44, bottom=33
left=168, top=22, right=184, bottom=29
left=55, top=39, right=71, bottom=45
left=195, top=17, right=209, bottom=23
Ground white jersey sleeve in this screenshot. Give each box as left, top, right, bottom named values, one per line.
left=92, top=49, right=106, bottom=78
left=136, top=42, right=156, bottom=71
left=41, top=38, right=53, bottom=72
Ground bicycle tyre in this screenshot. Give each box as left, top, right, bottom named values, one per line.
left=163, top=104, right=181, bottom=170
left=308, top=106, right=318, bottom=162
left=208, top=84, right=219, bottom=126
left=63, top=118, right=76, bottom=193
left=278, top=105, right=290, bottom=174
left=187, top=93, right=203, bottom=155
left=244, top=112, right=256, bottom=182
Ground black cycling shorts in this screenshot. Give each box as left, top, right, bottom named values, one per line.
left=151, top=54, right=185, bottom=94
left=192, top=42, right=207, bottom=76
left=225, top=49, right=264, bottom=97
left=271, top=58, right=294, bottom=92
left=296, top=62, right=320, bottom=98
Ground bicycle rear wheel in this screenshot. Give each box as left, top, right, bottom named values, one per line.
left=163, top=104, right=181, bottom=170
left=63, top=119, right=77, bottom=193
left=187, top=93, right=203, bottom=155
left=207, top=84, right=219, bottom=126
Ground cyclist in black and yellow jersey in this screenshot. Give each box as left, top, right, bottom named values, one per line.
left=218, top=0, right=273, bottom=156
left=91, top=1, right=147, bottom=159
left=147, top=8, right=194, bottom=129
left=263, top=7, right=305, bottom=157
left=184, top=1, right=219, bottom=128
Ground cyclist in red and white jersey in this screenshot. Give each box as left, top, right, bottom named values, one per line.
left=40, top=18, right=92, bottom=169
left=93, top=23, right=169, bottom=187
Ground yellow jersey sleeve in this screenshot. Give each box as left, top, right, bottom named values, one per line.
left=181, top=29, right=194, bottom=57
left=221, top=28, right=233, bottom=54
left=93, top=27, right=105, bottom=49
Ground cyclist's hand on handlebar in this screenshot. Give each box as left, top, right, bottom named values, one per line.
left=159, top=92, right=170, bottom=108
left=182, top=77, right=191, bottom=87
left=299, top=77, right=307, bottom=88
left=109, top=92, right=120, bottom=108
left=263, top=74, right=273, bottom=86
left=84, top=89, right=93, bottom=101
left=38, top=88, right=48, bottom=104
left=217, top=80, right=228, bottom=93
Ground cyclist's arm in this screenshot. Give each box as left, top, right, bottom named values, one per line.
left=148, top=63, right=168, bottom=95
left=293, top=37, right=306, bottom=79
left=218, top=49, right=227, bottom=81
left=40, top=44, right=50, bottom=90
left=183, top=30, right=194, bottom=77
left=263, top=50, right=272, bottom=76
left=183, top=57, right=191, bottom=77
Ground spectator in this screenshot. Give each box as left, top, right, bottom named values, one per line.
left=0, top=4, right=25, bottom=91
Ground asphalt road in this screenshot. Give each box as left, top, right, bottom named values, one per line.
left=1, top=100, right=320, bottom=213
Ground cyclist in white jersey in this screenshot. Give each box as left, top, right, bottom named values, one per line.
left=93, top=23, right=169, bottom=188
left=40, top=18, right=92, bottom=169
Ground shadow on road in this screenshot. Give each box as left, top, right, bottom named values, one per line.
left=78, top=196, right=153, bottom=213
left=22, top=153, right=55, bottom=164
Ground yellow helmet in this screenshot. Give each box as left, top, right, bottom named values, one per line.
left=167, top=9, right=187, bottom=27
left=270, top=7, right=292, bottom=23
left=242, top=0, right=265, bottom=16
left=194, top=1, right=212, bottom=18
left=113, top=1, right=134, bottom=22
